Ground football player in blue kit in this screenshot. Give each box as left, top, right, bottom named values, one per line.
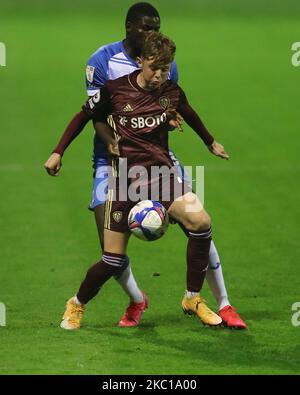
left=44, top=2, right=246, bottom=329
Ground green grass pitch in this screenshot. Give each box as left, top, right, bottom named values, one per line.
left=0, top=0, right=300, bottom=374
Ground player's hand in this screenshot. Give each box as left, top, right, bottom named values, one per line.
left=107, top=139, right=120, bottom=157
left=208, top=141, right=230, bottom=160
left=44, top=153, right=62, bottom=176
left=166, top=109, right=184, bottom=131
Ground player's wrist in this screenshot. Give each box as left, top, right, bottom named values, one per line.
left=52, top=150, right=63, bottom=157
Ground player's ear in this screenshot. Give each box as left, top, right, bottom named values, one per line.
left=126, top=21, right=132, bottom=34
left=136, top=57, right=143, bottom=67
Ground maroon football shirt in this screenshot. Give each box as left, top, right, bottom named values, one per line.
left=82, top=70, right=214, bottom=172
left=53, top=70, right=214, bottom=164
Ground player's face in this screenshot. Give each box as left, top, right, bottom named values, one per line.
left=126, top=16, right=160, bottom=52
left=140, top=58, right=171, bottom=90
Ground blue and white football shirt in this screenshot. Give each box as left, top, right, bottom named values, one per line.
left=85, top=40, right=179, bottom=159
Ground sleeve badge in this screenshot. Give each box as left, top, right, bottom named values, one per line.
left=86, top=65, right=95, bottom=83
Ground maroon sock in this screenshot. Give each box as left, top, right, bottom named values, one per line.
left=76, top=252, right=127, bottom=304
left=186, top=228, right=212, bottom=292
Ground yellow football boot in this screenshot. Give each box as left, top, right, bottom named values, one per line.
left=182, top=293, right=222, bottom=326
left=60, top=297, right=85, bottom=330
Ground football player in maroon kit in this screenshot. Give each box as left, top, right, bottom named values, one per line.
left=56, top=31, right=233, bottom=329
left=45, top=3, right=247, bottom=330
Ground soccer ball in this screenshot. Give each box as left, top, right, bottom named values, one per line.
left=128, top=200, right=169, bottom=241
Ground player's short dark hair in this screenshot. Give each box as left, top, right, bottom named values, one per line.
left=126, top=2, right=160, bottom=24
left=141, top=32, right=176, bottom=66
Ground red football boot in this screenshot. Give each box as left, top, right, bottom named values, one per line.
left=219, top=305, right=247, bottom=329
left=119, top=293, right=149, bottom=327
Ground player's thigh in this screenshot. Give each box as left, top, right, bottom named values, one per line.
left=168, top=191, right=211, bottom=231
left=169, top=150, right=192, bottom=187
left=91, top=160, right=109, bottom=209
left=94, top=204, right=105, bottom=249
left=104, top=229, right=130, bottom=255
left=90, top=158, right=109, bottom=247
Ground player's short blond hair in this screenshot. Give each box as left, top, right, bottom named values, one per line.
left=141, top=32, right=176, bottom=67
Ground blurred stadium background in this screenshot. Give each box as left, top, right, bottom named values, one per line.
left=0, top=0, right=300, bottom=374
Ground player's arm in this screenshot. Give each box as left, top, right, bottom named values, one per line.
left=85, top=88, right=119, bottom=157
left=44, top=111, right=90, bottom=176
left=85, top=54, right=120, bottom=156
left=44, top=89, right=111, bottom=176
left=44, top=55, right=107, bottom=176
left=92, top=116, right=120, bottom=158
left=177, top=89, right=229, bottom=160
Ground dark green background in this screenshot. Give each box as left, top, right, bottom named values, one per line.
left=0, top=0, right=299, bottom=374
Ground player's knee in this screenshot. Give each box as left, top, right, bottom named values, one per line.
left=199, top=212, right=211, bottom=231
left=185, top=211, right=211, bottom=232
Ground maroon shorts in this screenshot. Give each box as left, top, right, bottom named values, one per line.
left=104, top=175, right=192, bottom=233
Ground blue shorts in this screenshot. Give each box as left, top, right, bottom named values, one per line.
left=89, top=151, right=192, bottom=210
left=89, top=157, right=109, bottom=210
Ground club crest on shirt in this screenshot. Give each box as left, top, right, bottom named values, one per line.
left=159, top=96, right=170, bottom=110
left=86, top=65, right=95, bottom=83
left=113, top=211, right=123, bottom=223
